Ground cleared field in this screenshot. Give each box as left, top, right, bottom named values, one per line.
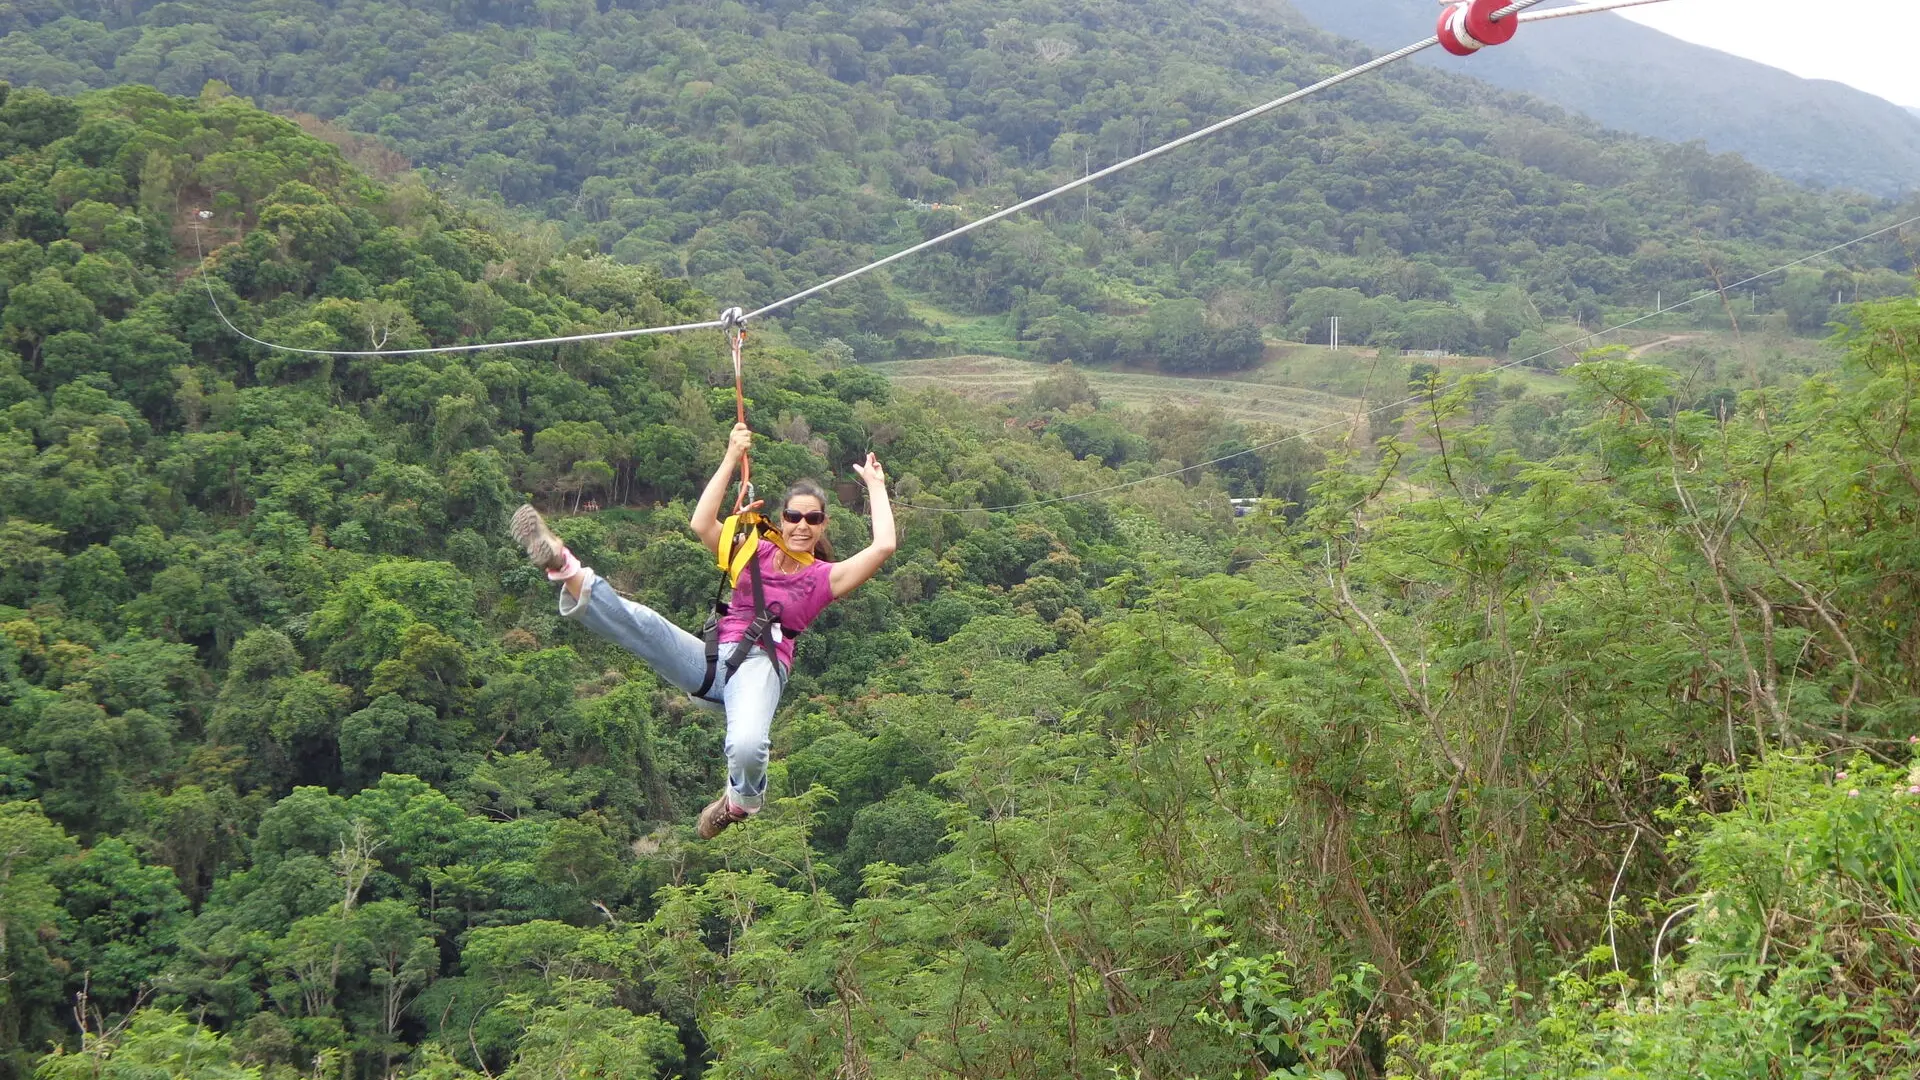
left=1248, top=342, right=1581, bottom=396
left=873, top=356, right=1367, bottom=432
left=877, top=323, right=1837, bottom=436
left=906, top=301, right=1028, bottom=358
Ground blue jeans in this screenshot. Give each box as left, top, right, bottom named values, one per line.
left=558, top=569, right=782, bottom=811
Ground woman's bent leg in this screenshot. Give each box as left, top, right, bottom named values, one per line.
left=558, top=570, right=709, bottom=696
left=720, top=653, right=782, bottom=812
left=558, top=571, right=781, bottom=821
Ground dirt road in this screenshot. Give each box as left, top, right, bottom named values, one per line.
left=1627, top=334, right=1702, bottom=360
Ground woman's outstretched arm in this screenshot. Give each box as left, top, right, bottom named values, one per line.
left=830, top=453, right=898, bottom=599
left=691, top=423, right=753, bottom=554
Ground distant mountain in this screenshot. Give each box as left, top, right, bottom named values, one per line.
left=1279, top=0, right=1920, bottom=196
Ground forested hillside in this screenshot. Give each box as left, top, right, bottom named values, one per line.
left=2, top=76, right=1919, bottom=1080
left=0, top=0, right=1914, bottom=368
left=1282, top=0, right=1920, bottom=198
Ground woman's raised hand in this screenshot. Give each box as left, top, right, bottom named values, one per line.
left=726, top=422, right=753, bottom=460
left=829, top=451, right=896, bottom=598
left=852, top=452, right=886, bottom=488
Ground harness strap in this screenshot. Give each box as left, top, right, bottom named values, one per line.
left=722, top=540, right=783, bottom=678
left=695, top=596, right=726, bottom=701
left=716, top=510, right=812, bottom=586
left=696, top=518, right=803, bottom=702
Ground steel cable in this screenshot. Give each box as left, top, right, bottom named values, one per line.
left=203, top=0, right=1608, bottom=357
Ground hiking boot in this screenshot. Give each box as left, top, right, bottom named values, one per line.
left=511, top=505, right=566, bottom=571
left=696, top=796, right=750, bottom=840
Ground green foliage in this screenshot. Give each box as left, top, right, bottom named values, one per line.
left=51, top=837, right=188, bottom=1014
left=34, top=1009, right=261, bottom=1079
left=0, top=66, right=1916, bottom=1080
left=0, top=802, right=79, bottom=1073
left=1393, top=753, right=1920, bottom=1079
left=1195, top=938, right=1378, bottom=1079
left=495, top=978, right=681, bottom=1080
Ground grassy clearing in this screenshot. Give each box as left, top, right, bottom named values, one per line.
left=1582, top=326, right=1844, bottom=390
left=872, top=355, right=1365, bottom=433
left=1250, top=344, right=1410, bottom=398
left=1432, top=355, right=1578, bottom=394
left=1226, top=342, right=1582, bottom=398
left=907, top=300, right=1030, bottom=358
left=1246, top=325, right=1840, bottom=400
left=881, top=321, right=1841, bottom=441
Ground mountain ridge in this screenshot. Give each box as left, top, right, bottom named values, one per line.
left=1277, top=0, right=1920, bottom=197
left=0, top=0, right=1909, bottom=367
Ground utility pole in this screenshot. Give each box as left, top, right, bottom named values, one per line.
left=1330, top=316, right=1340, bottom=351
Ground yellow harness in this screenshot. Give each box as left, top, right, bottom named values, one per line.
left=696, top=512, right=814, bottom=701
left=715, top=511, right=812, bottom=586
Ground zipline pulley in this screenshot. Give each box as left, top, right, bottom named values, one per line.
left=1437, top=0, right=1520, bottom=57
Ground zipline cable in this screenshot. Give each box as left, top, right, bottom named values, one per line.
left=892, top=212, right=1920, bottom=514
left=743, top=0, right=1565, bottom=323
left=189, top=220, right=725, bottom=355
left=198, top=0, right=1634, bottom=358
left=1516, top=0, right=1679, bottom=23
left=203, top=306, right=729, bottom=358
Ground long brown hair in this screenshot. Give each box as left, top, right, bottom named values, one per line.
left=779, top=479, right=834, bottom=560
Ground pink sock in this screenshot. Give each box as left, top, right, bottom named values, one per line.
left=545, top=547, right=581, bottom=581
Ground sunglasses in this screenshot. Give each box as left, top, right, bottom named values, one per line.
left=782, top=509, right=827, bottom=526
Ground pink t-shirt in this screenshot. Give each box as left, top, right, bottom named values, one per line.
left=717, top=541, right=835, bottom=670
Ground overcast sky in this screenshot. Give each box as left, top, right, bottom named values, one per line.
left=1616, top=0, right=1919, bottom=108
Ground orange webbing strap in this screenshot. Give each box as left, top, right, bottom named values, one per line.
left=725, top=309, right=753, bottom=513
left=712, top=308, right=810, bottom=583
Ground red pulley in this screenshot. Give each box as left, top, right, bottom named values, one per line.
left=1435, top=2, right=1481, bottom=57
left=1436, top=0, right=1518, bottom=57
left=1464, top=0, right=1520, bottom=47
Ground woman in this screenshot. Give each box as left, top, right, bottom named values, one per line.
left=510, top=422, right=897, bottom=838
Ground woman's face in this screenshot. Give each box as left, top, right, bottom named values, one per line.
left=778, top=494, right=827, bottom=554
